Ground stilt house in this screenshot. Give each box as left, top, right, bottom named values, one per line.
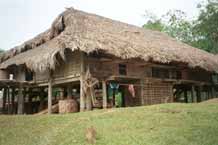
left=0, top=8, right=218, bottom=114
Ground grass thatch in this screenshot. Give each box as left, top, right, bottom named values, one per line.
left=1, top=8, right=218, bottom=72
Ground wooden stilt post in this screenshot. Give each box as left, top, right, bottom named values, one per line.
left=80, top=78, right=85, bottom=111
left=80, top=52, right=85, bottom=112
left=17, top=84, right=24, bottom=114
left=48, top=74, right=53, bottom=114
left=86, top=88, right=92, bottom=111
left=102, top=81, right=107, bottom=109
left=206, top=86, right=209, bottom=100
left=23, top=88, right=27, bottom=114
left=7, top=87, right=10, bottom=114
left=2, top=88, right=6, bottom=114
left=28, top=88, right=33, bottom=114
left=197, top=86, right=202, bottom=102
left=191, top=86, right=197, bottom=103
left=140, top=79, right=144, bottom=105
left=11, top=88, right=15, bottom=114
left=184, top=89, right=188, bottom=103
left=212, top=86, right=216, bottom=98
left=67, top=84, right=72, bottom=99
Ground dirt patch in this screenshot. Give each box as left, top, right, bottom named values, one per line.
left=160, top=109, right=182, bottom=114
left=201, top=98, right=218, bottom=104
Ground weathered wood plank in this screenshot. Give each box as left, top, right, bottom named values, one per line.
left=80, top=52, right=85, bottom=112
left=17, top=84, right=24, bottom=114
left=48, top=74, right=53, bottom=114
left=102, top=81, right=107, bottom=109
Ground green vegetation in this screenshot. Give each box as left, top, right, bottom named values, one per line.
left=1, top=103, right=218, bottom=145
left=143, top=0, right=218, bottom=53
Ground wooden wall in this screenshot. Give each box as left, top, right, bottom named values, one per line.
left=13, top=66, right=25, bottom=81
left=88, top=57, right=145, bottom=79
left=182, top=69, right=212, bottom=82
left=53, top=51, right=81, bottom=78
left=88, top=60, right=115, bottom=79
left=34, top=51, right=81, bottom=82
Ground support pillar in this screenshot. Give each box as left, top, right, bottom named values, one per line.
left=191, top=86, right=197, bottom=103
left=197, top=86, right=202, bottom=102
left=86, top=88, right=92, bottom=111
left=80, top=52, right=85, bottom=112
left=28, top=88, right=33, bottom=114
left=212, top=86, right=216, bottom=98
left=7, top=87, right=10, bottom=114
left=11, top=88, right=15, bottom=114
left=80, top=78, right=85, bottom=111
left=48, top=77, right=53, bottom=114
left=2, top=88, right=6, bottom=113
left=17, top=84, right=24, bottom=114
left=184, top=89, right=188, bottom=103
left=102, top=81, right=107, bottom=109
left=67, top=84, right=72, bottom=99
left=140, top=79, right=144, bottom=105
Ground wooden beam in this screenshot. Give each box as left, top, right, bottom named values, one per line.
left=7, top=87, right=10, bottom=114
left=86, top=88, right=92, bottom=111
left=102, top=81, right=107, bottom=109
left=28, top=88, right=33, bottom=114
left=2, top=88, right=6, bottom=114
left=17, top=84, right=24, bottom=114
left=184, top=89, right=188, bottom=103
left=11, top=88, right=15, bottom=114
left=67, top=84, right=72, bottom=99
left=80, top=52, right=85, bottom=112
left=212, top=86, right=216, bottom=98
left=140, top=79, right=144, bottom=105
left=191, top=86, right=197, bottom=103
left=197, top=86, right=202, bottom=102
left=23, top=88, right=26, bottom=114
left=48, top=76, right=53, bottom=114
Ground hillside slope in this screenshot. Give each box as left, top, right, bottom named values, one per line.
left=0, top=103, right=218, bottom=145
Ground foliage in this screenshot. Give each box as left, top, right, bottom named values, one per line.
left=143, top=11, right=165, bottom=32
left=143, top=0, right=218, bottom=53
left=1, top=103, right=218, bottom=145
left=193, top=0, right=218, bottom=53
left=143, top=10, right=194, bottom=45
left=163, top=10, right=194, bottom=45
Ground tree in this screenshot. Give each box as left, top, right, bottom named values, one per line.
left=193, top=0, right=218, bottom=53
left=142, top=11, right=165, bottom=32
left=143, top=10, right=194, bottom=46
left=143, top=0, right=218, bottom=53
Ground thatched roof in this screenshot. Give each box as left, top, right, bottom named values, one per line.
left=1, top=8, right=218, bottom=73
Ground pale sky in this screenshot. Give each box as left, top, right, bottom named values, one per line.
left=0, top=0, right=201, bottom=50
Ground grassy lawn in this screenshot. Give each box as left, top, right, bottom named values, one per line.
left=0, top=103, right=218, bottom=145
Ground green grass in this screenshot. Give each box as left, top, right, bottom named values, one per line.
left=1, top=103, right=218, bottom=145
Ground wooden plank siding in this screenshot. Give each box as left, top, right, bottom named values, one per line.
left=34, top=51, right=81, bottom=83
